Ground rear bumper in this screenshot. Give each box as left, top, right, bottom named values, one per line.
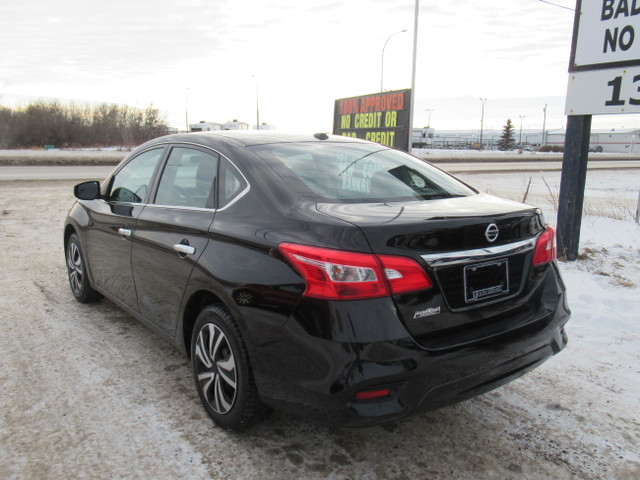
left=344, top=322, right=567, bottom=427
left=250, top=264, right=570, bottom=427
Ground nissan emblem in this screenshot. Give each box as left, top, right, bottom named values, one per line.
left=485, top=223, right=499, bottom=242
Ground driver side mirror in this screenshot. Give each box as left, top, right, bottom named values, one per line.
left=74, top=181, right=101, bottom=200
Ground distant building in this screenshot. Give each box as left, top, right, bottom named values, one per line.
left=189, top=119, right=254, bottom=132
left=411, top=127, right=435, bottom=148
left=254, top=122, right=276, bottom=131
left=412, top=127, right=640, bottom=153
left=413, top=128, right=506, bottom=150
left=189, top=121, right=222, bottom=132
left=223, top=119, right=249, bottom=130
left=545, top=128, right=640, bottom=153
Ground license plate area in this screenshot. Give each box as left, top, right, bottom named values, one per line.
left=464, top=259, right=509, bottom=303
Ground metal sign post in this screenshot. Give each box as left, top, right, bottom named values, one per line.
left=559, top=0, right=640, bottom=260
left=557, top=115, right=591, bottom=260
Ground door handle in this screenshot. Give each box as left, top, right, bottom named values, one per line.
left=173, top=243, right=196, bottom=256
left=118, top=228, right=132, bottom=238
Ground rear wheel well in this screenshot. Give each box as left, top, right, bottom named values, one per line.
left=183, top=290, right=225, bottom=357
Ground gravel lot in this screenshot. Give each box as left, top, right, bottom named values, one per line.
left=0, top=179, right=638, bottom=480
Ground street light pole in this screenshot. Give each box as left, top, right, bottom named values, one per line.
left=408, top=0, right=420, bottom=152
left=519, top=114, right=525, bottom=147
left=185, top=88, right=190, bottom=133
left=380, top=29, right=407, bottom=92
left=479, top=98, right=487, bottom=150
left=425, top=108, right=433, bottom=127
left=256, top=84, right=260, bottom=130
left=252, top=75, right=260, bottom=130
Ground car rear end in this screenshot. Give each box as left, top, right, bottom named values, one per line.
left=247, top=138, right=570, bottom=426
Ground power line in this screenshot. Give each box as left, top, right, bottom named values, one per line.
left=538, top=0, right=574, bottom=11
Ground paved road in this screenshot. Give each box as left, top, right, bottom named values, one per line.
left=1, top=160, right=640, bottom=181
left=0, top=165, right=113, bottom=181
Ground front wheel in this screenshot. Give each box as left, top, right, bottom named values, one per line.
left=66, top=233, right=102, bottom=303
left=191, top=305, right=267, bottom=430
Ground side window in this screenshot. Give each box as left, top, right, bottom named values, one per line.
left=109, top=148, right=164, bottom=203
left=154, top=147, right=218, bottom=208
left=219, top=159, right=248, bottom=208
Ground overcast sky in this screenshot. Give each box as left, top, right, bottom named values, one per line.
left=1, top=0, right=636, bottom=133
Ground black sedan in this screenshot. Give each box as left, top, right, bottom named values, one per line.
left=64, top=132, right=570, bottom=430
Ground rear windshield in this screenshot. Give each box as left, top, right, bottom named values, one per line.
left=249, top=142, right=476, bottom=202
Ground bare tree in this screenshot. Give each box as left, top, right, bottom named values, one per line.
left=1, top=101, right=168, bottom=148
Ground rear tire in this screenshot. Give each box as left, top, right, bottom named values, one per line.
left=66, top=233, right=102, bottom=303
left=191, top=305, right=267, bottom=430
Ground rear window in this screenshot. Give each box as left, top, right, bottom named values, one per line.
left=250, top=143, right=476, bottom=202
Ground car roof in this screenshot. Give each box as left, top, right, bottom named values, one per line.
left=149, top=131, right=371, bottom=148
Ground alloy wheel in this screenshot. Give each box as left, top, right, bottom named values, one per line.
left=67, top=241, right=84, bottom=294
left=194, top=323, right=238, bottom=414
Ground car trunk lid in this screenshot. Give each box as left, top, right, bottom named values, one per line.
left=316, top=194, right=547, bottom=349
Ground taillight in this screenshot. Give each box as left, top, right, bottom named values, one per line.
left=533, top=226, right=557, bottom=266
left=278, top=243, right=432, bottom=300
left=378, top=254, right=432, bottom=295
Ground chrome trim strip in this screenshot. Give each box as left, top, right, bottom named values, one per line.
left=144, top=203, right=215, bottom=213
left=160, top=141, right=251, bottom=212
left=99, top=200, right=145, bottom=207
left=421, top=238, right=536, bottom=267
left=100, top=141, right=251, bottom=212
left=216, top=181, right=250, bottom=212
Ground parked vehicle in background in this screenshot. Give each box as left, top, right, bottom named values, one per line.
left=64, top=131, right=570, bottom=430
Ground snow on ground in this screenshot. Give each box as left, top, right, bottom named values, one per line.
left=460, top=168, right=640, bottom=442
left=571, top=215, right=640, bottom=287
left=459, top=169, right=640, bottom=476
left=1, top=169, right=639, bottom=479
left=557, top=213, right=640, bottom=399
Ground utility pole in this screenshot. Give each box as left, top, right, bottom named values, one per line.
left=479, top=98, right=487, bottom=150
left=407, top=0, right=419, bottom=153
left=542, top=103, right=548, bottom=146
left=252, top=75, right=260, bottom=130
left=425, top=108, right=433, bottom=127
